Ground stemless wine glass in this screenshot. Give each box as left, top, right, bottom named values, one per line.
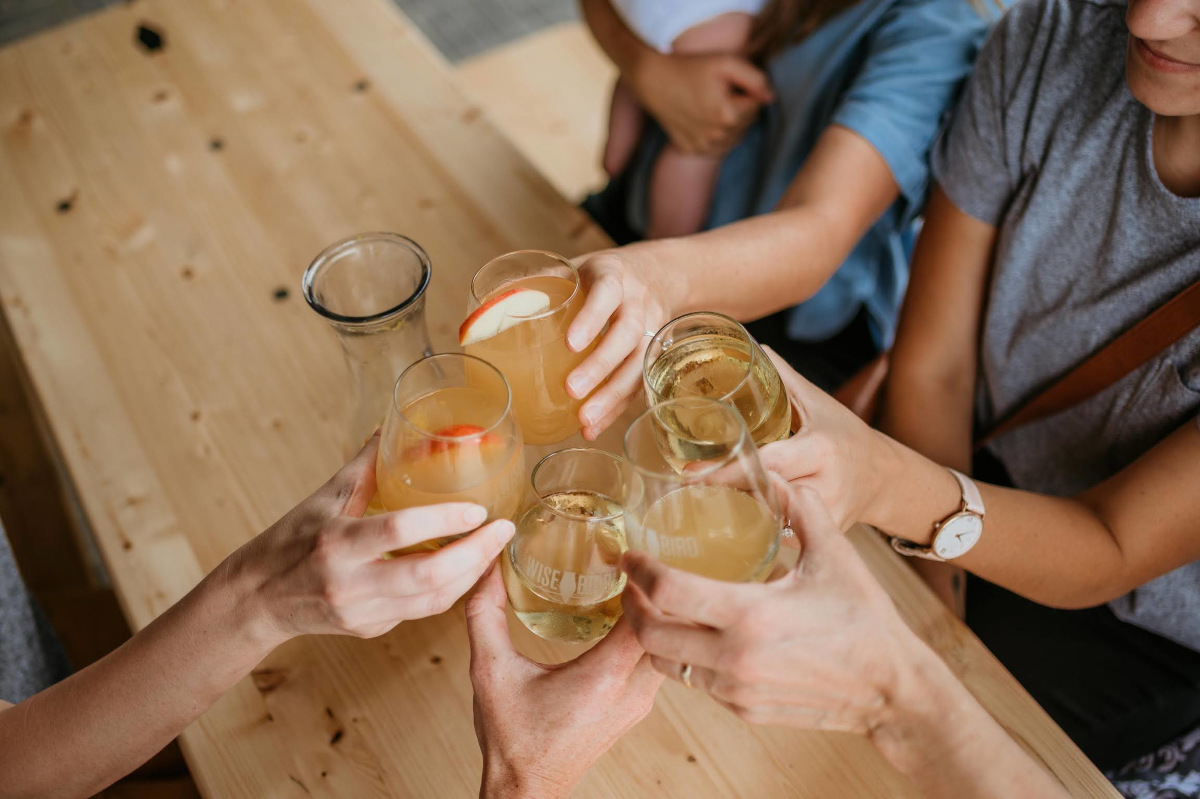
left=377, top=353, right=525, bottom=553
left=622, top=397, right=784, bottom=582
left=644, top=312, right=792, bottom=446
left=462, top=250, right=595, bottom=445
left=502, top=448, right=630, bottom=644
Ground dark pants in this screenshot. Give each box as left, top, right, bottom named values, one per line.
left=967, top=452, right=1200, bottom=772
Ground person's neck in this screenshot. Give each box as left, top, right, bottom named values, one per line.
left=1153, top=113, right=1200, bottom=198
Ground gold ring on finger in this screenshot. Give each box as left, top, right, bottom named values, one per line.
left=680, top=662, right=694, bottom=689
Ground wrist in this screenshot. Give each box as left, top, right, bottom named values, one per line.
left=630, top=238, right=692, bottom=315
left=864, top=435, right=957, bottom=547
left=481, top=753, right=576, bottom=799
left=868, top=633, right=982, bottom=778
left=203, top=553, right=291, bottom=660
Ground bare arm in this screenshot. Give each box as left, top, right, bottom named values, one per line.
left=0, top=570, right=277, bottom=798
left=0, top=438, right=514, bottom=798
left=763, top=352, right=1200, bottom=610
left=579, top=0, right=771, bottom=156
left=623, top=484, right=1068, bottom=798
left=872, top=419, right=1200, bottom=608
left=875, top=188, right=996, bottom=612
left=655, top=124, right=901, bottom=320
left=565, top=124, right=900, bottom=434
left=579, top=0, right=646, bottom=78
left=878, top=187, right=994, bottom=471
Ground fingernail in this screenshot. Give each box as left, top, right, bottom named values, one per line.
left=567, top=330, right=586, bottom=351
left=579, top=405, right=596, bottom=426
left=465, top=505, right=488, bottom=526
left=494, top=520, right=515, bottom=542
left=567, top=374, right=588, bottom=398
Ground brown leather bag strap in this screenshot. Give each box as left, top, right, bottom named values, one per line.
left=977, top=276, right=1200, bottom=449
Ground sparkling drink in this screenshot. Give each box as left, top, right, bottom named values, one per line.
left=378, top=354, right=524, bottom=553
left=462, top=252, right=595, bottom=445
left=634, top=484, right=779, bottom=582
left=623, top=397, right=784, bottom=582
left=645, top=312, right=791, bottom=447
left=503, top=449, right=630, bottom=644
left=503, top=491, right=626, bottom=642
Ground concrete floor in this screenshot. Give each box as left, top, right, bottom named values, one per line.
left=0, top=0, right=576, bottom=60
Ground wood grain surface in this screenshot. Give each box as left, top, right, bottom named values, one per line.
left=0, top=0, right=1117, bottom=796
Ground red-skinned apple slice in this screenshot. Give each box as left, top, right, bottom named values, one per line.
left=406, top=424, right=501, bottom=460
left=459, top=287, right=551, bottom=346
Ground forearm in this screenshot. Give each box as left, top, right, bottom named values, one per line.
left=0, top=564, right=280, bottom=798
left=877, top=374, right=974, bottom=472
left=579, top=0, right=652, bottom=79
left=868, top=438, right=1126, bottom=608
left=643, top=206, right=849, bottom=321
left=873, top=637, right=1068, bottom=799
left=480, top=757, right=576, bottom=799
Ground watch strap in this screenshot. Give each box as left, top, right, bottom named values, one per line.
left=949, top=468, right=985, bottom=516
left=890, top=535, right=945, bottom=561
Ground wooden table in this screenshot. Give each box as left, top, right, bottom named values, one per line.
left=0, top=1, right=1119, bottom=796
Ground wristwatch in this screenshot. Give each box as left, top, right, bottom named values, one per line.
left=890, top=469, right=985, bottom=562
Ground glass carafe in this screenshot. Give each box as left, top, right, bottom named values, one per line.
left=303, top=232, right=433, bottom=457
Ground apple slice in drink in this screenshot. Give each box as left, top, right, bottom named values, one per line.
left=459, top=287, right=551, bottom=346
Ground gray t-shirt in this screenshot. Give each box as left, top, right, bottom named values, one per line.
left=932, top=0, right=1200, bottom=649
left=0, top=525, right=70, bottom=702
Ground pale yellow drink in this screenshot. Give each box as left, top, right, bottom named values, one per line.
left=645, top=311, right=792, bottom=447
left=465, top=274, right=594, bottom=445
left=502, top=490, right=626, bottom=643
left=632, top=484, right=780, bottom=582
left=377, top=385, right=524, bottom=552
left=646, top=333, right=791, bottom=446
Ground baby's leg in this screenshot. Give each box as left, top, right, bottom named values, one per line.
left=647, top=12, right=755, bottom=239
left=604, top=79, right=645, bottom=178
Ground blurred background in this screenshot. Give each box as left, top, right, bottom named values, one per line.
left=1, top=0, right=574, bottom=61
left=0, top=0, right=613, bottom=202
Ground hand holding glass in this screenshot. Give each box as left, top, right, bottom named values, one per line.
left=644, top=312, right=791, bottom=446
left=377, top=353, right=524, bottom=553
left=461, top=250, right=595, bottom=445
left=622, top=397, right=784, bottom=582
left=503, top=448, right=630, bottom=644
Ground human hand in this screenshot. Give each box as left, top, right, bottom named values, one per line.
left=755, top=346, right=895, bottom=530
left=467, top=567, right=663, bottom=798
left=565, top=245, right=678, bottom=438
left=630, top=51, right=773, bottom=156
left=621, top=481, right=925, bottom=736
left=219, top=434, right=515, bottom=644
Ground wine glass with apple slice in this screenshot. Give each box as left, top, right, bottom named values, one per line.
left=460, top=250, right=595, bottom=445
left=377, top=353, right=525, bottom=554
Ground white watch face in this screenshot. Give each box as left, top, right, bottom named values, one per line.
left=933, top=513, right=983, bottom=560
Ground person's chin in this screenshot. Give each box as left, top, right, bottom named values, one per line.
left=1126, top=38, right=1200, bottom=116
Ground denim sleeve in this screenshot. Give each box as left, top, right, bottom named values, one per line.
left=831, top=0, right=990, bottom=222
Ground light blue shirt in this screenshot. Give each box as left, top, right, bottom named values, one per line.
left=626, top=0, right=991, bottom=346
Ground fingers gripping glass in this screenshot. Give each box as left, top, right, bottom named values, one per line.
left=622, top=397, right=785, bottom=583
left=644, top=312, right=792, bottom=446
left=463, top=250, right=595, bottom=445
left=503, top=448, right=630, bottom=644
left=376, top=353, right=525, bottom=554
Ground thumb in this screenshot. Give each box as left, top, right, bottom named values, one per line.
left=721, top=57, right=774, bottom=104
left=572, top=617, right=646, bottom=676
left=761, top=345, right=811, bottom=430
left=321, top=430, right=380, bottom=518
left=465, top=565, right=516, bottom=669
left=784, top=482, right=846, bottom=567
